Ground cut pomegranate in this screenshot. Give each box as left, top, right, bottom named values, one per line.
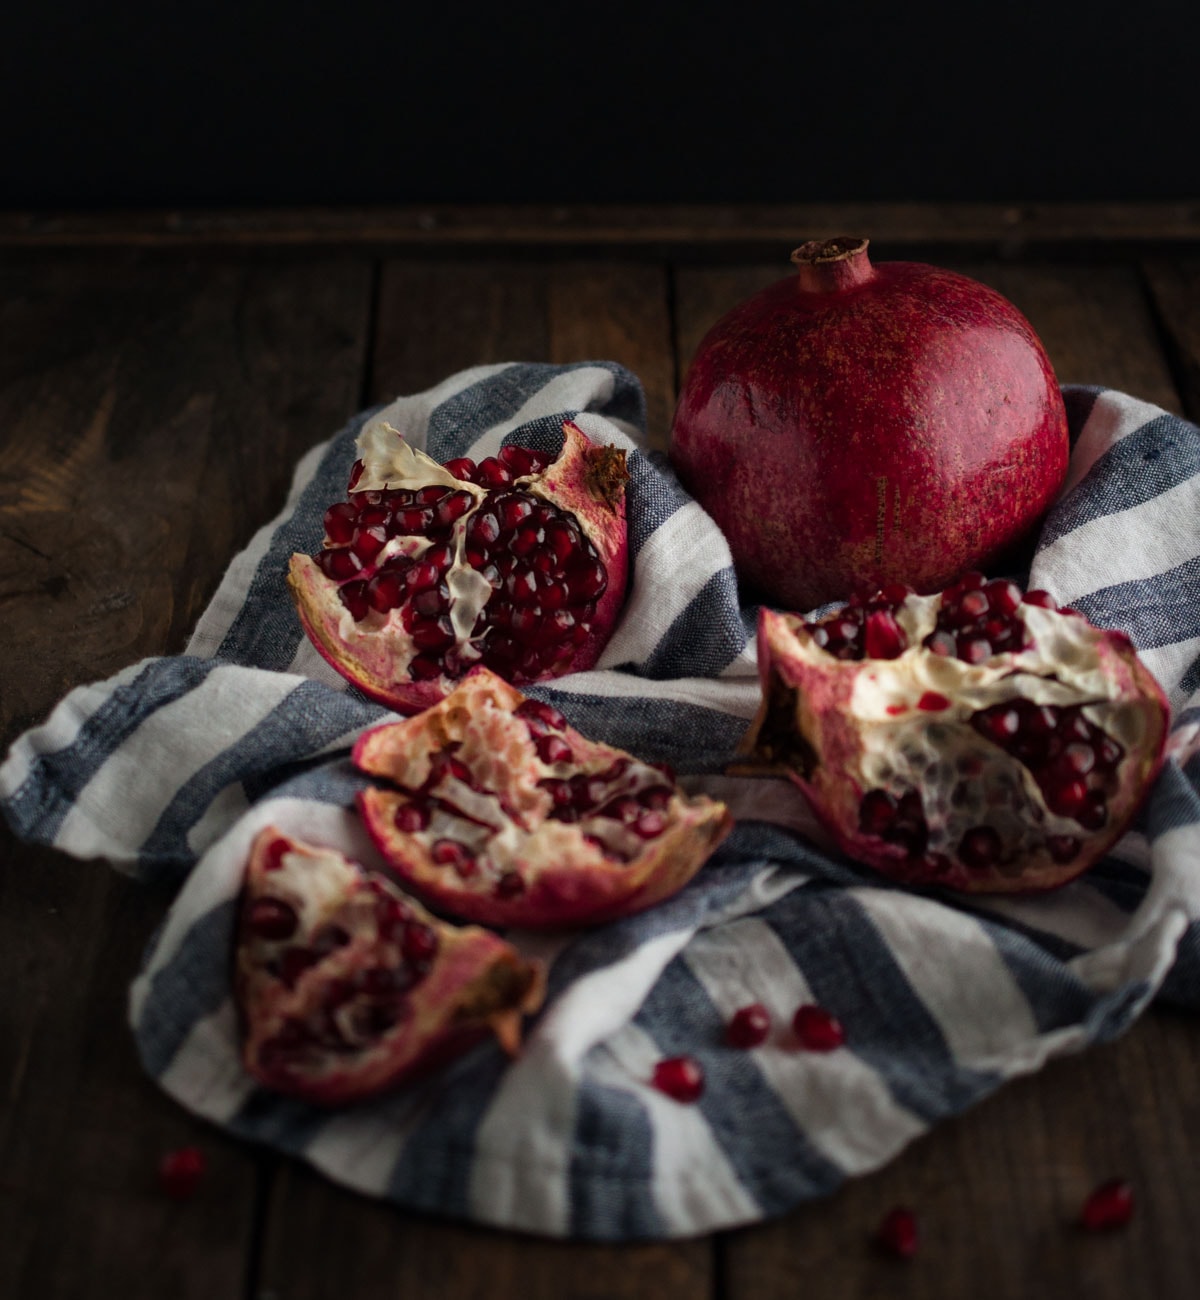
left=670, top=237, right=1068, bottom=609
left=652, top=1055, right=705, bottom=1102
left=352, top=669, right=732, bottom=928
left=158, top=1146, right=206, bottom=1200
left=726, top=1003, right=772, bottom=1048
left=235, top=827, right=544, bottom=1105
left=793, top=1003, right=845, bottom=1051
left=1080, top=1179, right=1135, bottom=1231
left=735, top=576, right=1169, bottom=893
left=876, top=1205, right=919, bottom=1258
left=288, top=419, right=630, bottom=713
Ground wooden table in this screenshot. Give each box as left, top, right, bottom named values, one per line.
left=3, top=203, right=1198, bottom=1299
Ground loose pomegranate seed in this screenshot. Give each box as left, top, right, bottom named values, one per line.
left=1080, top=1178, right=1134, bottom=1231
left=159, top=1146, right=206, bottom=1200
left=793, top=1003, right=845, bottom=1051
left=726, top=1003, right=771, bottom=1048
left=876, top=1205, right=919, bottom=1258
left=246, top=896, right=298, bottom=941
left=917, top=691, right=951, bottom=711
left=651, top=1055, right=705, bottom=1103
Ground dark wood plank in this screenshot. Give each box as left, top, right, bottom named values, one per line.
left=0, top=254, right=373, bottom=1298
left=673, top=257, right=1200, bottom=1298
left=258, top=255, right=710, bottom=1298
left=372, top=259, right=674, bottom=450
left=3, top=201, right=1200, bottom=252
left=1143, top=256, right=1200, bottom=421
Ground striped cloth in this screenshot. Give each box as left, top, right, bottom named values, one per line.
left=3, top=362, right=1200, bottom=1241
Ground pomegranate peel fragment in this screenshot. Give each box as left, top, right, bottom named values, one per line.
left=353, top=668, right=733, bottom=929
left=736, top=578, right=1169, bottom=893
left=235, top=827, right=545, bottom=1105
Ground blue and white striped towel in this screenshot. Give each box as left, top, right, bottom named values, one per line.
left=3, top=362, right=1200, bottom=1240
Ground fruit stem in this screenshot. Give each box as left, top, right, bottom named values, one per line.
left=790, top=236, right=875, bottom=293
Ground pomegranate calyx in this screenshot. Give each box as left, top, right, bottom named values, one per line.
left=790, top=235, right=875, bottom=293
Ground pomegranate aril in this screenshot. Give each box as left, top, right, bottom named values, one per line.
left=395, top=507, right=434, bottom=535
left=864, top=610, right=906, bottom=659
left=985, top=578, right=1023, bottom=615
left=860, top=788, right=898, bottom=835
left=442, top=456, right=476, bottom=479
left=247, top=896, right=299, bottom=941
left=394, top=801, right=431, bottom=833
left=652, top=1055, right=705, bottom=1103
left=413, top=584, right=450, bottom=616
left=726, top=1003, right=771, bottom=1048
left=516, top=697, right=568, bottom=732
left=159, top=1146, right=206, bottom=1201
left=1095, top=735, right=1124, bottom=769
left=959, top=825, right=1003, bottom=868
left=468, top=511, right=501, bottom=546
left=545, top=519, right=578, bottom=566
left=367, top=570, right=407, bottom=612
left=431, top=839, right=477, bottom=876
left=793, top=1002, right=845, bottom=1051
left=338, top=580, right=371, bottom=621
left=1080, top=1178, right=1134, bottom=1231
left=537, top=734, right=573, bottom=765
left=633, top=810, right=668, bottom=839
left=876, top=1205, right=919, bottom=1259
left=473, top=456, right=513, bottom=488
left=402, top=921, right=439, bottom=965
left=351, top=525, right=387, bottom=563
left=1047, top=834, right=1082, bottom=863
left=497, top=494, right=534, bottom=531
left=957, top=588, right=990, bottom=621
left=571, top=559, right=607, bottom=600
left=1024, top=589, right=1058, bottom=609
left=510, top=523, right=544, bottom=557
left=508, top=569, right=540, bottom=604
left=925, top=630, right=956, bottom=657
left=347, top=458, right=365, bottom=491
left=1078, top=790, right=1108, bottom=831
left=315, top=547, right=362, bottom=580
left=917, top=691, right=951, bottom=711
left=958, top=635, right=993, bottom=664
left=434, top=490, right=475, bottom=528
left=264, top=836, right=291, bottom=871
left=408, top=654, right=445, bottom=681
left=411, top=616, right=455, bottom=650
left=324, top=501, right=359, bottom=544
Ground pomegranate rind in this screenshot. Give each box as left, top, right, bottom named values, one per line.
left=287, top=419, right=629, bottom=714
left=235, top=828, right=545, bottom=1105
left=352, top=669, right=733, bottom=928
left=738, top=601, right=1169, bottom=893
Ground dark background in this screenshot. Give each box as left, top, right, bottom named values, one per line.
left=2, top=1, right=1197, bottom=209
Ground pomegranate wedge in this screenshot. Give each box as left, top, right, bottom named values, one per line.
left=736, top=576, right=1169, bottom=892
left=288, top=419, right=629, bottom=714
left=353, top=669, right=733, bottom=928
left=235, top=828, right=544, bottom=1104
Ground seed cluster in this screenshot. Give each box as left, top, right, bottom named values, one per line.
left=313, top=444, right=609, bottom=685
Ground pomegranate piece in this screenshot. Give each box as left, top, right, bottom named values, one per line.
left=793, top=1003, right=845, bottom=1051
left=235, top=827, right=544, bottom=1105
left=876, top=1205, right=919, bottom=1258
left=158, top=1146, right=206, bottom=1200
left=1080, top=1178, right=1135, bottom=1231
left=726, top=1003, right=772, bottom=1048
left=736, top=576, right=1170, bottom=893
left=652, top=1055, right=705, bottom=1103
left=288, top=419, right=630, bottom=714
left=670, top=237, right=1069, bottom=610
left=353, top=669, right=733, bottom=928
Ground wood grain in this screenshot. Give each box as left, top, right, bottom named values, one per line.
left=1143, top=256, right=1200, bottom=421
left=0, top=254, right=373, bottom=1297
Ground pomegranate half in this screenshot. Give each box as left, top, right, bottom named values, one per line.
left=735, top=576, right=1169, bottom=892
left=670, top=237, right=1070, bottom=610
left=289, top=419, right=629, bottom=713
left=235, top=827, right=545, bottom=1104
left=353, top=668, right=733, bottom=928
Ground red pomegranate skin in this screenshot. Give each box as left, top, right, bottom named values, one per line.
left=669, top=238, right=1070, bottom=610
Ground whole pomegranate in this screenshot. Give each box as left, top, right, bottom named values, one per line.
left=736, top=575, right=1169, bottom=892
left=288, top=419, right=629, bottom=713
left=235, top=827, right=545, bottom=1104
left=670, top=237, right=1070, bottom=610
left=353, top=668, right=733, bottom=928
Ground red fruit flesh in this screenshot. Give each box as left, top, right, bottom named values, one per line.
left=158, top=1146, right=206, bottom=1200
left=726, top=1003, right=772, bottom=1048
left=736, top=578, right=1169, bottom=893
left=352, top=669, right=732, bottom=929
left=669, top=237, right=1069, bottom=610
left=288, top=419, right=630, bottom=713
left=1080, top=1179, right=1135, bottom=1231
left=235, top=827, right=544, bottom=1105
left=876, top=1205, right=919, bottom=1258
left=652, top=1055, right=705, bottom=1102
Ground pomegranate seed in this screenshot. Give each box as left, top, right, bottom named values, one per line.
left=958, top=570, right=985, bottom=590
left=1047, top=834, right=1082, bottom=863
left=469, top=511, right=501, bottom=546
left=510, top=522, right=544, bottom=557
left=925, top=630, right=956, bottom=657
left=246, top=896, right=298, bottom=941
left=957, top=588, right=990, bottom=620
left=508, top=569, right=539, bottom=604
left=860, top=788, right=898, bottom=835
left=498, top=443, right=538, bottom=475
left=394, top=802, right=430, bottom=833
left=572, top=559, right=608, bottom=600
left=401, top=921, right=439, bottom=965
left=916, top=691, right=951, bottom=711
left=473, top=456, right=513, bottom=488
left=1078, top=790, right=1108, bottom=831
left=516, top=698, right=568, bottom=732
left=985, top=578, right=1023, bottom=615
left=793, top=1003, right=845, bottom=1051
left=879, top=581, right=912, bottom=604
left=263, top=836, right=291, bottom=871
left=958, top=635, right=993, bottom=664
left=537, top=734, right=573, bottom=765
left=314, top=547, right=362, bottom=580
left=411, top=616, right=455, bottom=650
left=367, top=570, right=407, bottom=612
left=347, top=459, right=365, bottom=490
left=651, top=1055, right=705, bottom=1103
left=1080, top=1178, right=1134, bottom=1231
left=434, top=490, right=475, bottom=527
left=633, top=810, right=669, bottom=839
left=545, top=519, right=578, bottom=566
left=876, top=1205, right=919, bottom=1259
left=351, top=525, right=387, bottom=562
left=726, top=1003, right=771, bottom=1048
left=959, top=825, right=1003, bottom=868
left=1024, top=588, right=1058, bottom=609
left=977, top=706, right=1019, bottom=742
left=431, top=839, right=476, bottom=875
left=338, top=580, right=371, bottom=621
left=408, top=654, right=444, bottom=681
left=497, top=494, right=534, bottom=531
left=324, top=501, right=359, bottom=544
left=159, top=1146, right=206, bottom=1200
left=413, top=584, right=450, bottom=616
left=864, top=610, right=906, bottom=659
left=442, top=456, right=476, bottom=479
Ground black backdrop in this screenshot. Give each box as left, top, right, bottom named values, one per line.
left=3, top=1, right=1197, bottom=208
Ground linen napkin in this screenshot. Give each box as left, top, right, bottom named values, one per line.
left=3, top=361, right=1199, bottom=1241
